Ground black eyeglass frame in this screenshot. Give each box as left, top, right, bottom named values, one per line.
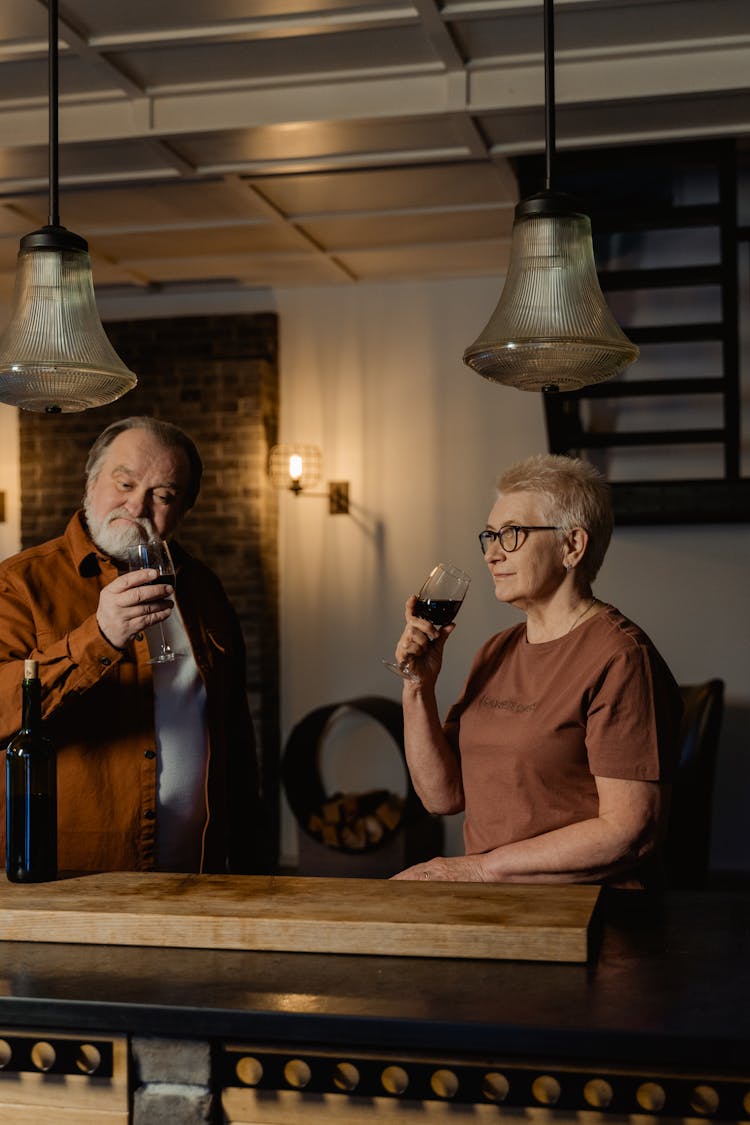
left=478, top=525, right=562, bottom=554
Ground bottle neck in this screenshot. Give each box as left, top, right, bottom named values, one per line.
left=21, top=675, right=41, bottom=732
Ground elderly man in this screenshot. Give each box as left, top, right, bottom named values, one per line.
left=0, top=416, right=260, bottom=875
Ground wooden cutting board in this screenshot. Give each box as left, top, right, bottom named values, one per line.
left=0, top=873, right=600, bottom=962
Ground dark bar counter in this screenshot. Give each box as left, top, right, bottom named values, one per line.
left=1, top=887, right=749, bottom=1121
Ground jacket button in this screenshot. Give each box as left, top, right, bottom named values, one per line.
left=144, top=749, right=156, bottom=760
left=135, top=632, right=144, bottom=641
left=100, top=656, right=111, bottom=666
left=144, top=809, right=155, bottom=820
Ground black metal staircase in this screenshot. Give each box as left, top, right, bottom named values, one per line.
left=516, top=140, right=748, bottom=524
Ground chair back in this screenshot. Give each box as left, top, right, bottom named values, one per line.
left=663, top=679, right=725, bottom=889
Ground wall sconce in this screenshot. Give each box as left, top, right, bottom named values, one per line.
left=268, top=444, right=350, bottom=515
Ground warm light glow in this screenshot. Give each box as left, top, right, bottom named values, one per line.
left=268, top=444, right=322, bottom=492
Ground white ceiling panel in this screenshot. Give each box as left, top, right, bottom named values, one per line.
left=69, top=0, right=405, bottom=41
left=107, top=28, right=439, bottom=92
left=173, top=117, right=475, bottom=172
left=91, top=223, right=307, bottom=260
left=301, top=207, right=515, bottom=249
left=0, top=0, right=743, bottom=297
left=256, top=162, right=516, bottom=213
left=118, top=250, right=351, bottom=285
left=338, top=238, right=512, bottom=279
left=450, top=0, right=750, bottom=62
left=0, top=204, right=33, bottom=236
left=39, top=180, right=275, bottom=230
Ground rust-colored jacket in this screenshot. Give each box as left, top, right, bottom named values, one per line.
left=0, top=512, right=260, bottom=874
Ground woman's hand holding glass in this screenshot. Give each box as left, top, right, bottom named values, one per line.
left=383, top=562, right=471, bottom=684
left=391, top=595, right=454, bottom=685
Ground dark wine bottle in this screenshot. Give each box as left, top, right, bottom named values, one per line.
left=5, top=659, right=57, bottom=883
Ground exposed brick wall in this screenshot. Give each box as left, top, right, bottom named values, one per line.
left=19, top=313, right=280, bottom=869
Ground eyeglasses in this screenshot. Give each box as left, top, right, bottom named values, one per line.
left=478, top=525, right=561, bottom=554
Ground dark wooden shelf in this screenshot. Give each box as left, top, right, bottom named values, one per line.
left=625, top=323, right=726, bottom=345
left=599, top=264, right=723, bottom=291
left=578, top=377, right=726, bottom=398
left=590, top=202, right=721, bottom=233
left=611, top=479, right=750, bottom=525
left=577, top=428, right=725, bottom=449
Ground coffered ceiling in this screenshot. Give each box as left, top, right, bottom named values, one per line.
left=0, top=0, right=747, bottom=302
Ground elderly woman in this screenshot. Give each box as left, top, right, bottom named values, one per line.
left=391, top=453, right=682, bottom=889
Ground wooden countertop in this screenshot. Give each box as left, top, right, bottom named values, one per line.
left=0, top=872, right=600, bottom=963
left=0, top=888, right=749, bottom=1071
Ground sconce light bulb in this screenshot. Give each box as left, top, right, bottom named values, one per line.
left=289, top=454, right=303, bottom=482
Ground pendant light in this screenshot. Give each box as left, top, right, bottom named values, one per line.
left=463, top=0, right=639, bottom=393
left=0, top=0, right=137, bottom=413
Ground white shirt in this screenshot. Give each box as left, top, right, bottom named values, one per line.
left=148, top=605, right=209, bottom=871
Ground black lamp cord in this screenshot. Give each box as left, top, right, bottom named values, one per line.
left=48, top=0, right=60, bottom=228
left=543, top=0, right=556, bottom=193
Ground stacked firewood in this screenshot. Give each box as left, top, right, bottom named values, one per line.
left=307, top=789, right=405, bottom=851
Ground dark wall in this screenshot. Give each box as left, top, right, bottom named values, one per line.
left=19, top=312, right=281, bottom=868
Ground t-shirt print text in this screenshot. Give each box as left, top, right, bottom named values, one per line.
left=480, top=695, right=537, bottom=714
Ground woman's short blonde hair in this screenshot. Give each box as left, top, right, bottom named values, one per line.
left=496, top=453, right=613, bottom=582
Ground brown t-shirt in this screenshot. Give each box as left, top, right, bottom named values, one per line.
left=443, top=605, right=682, bottom=879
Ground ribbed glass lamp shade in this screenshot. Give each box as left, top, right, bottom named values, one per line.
left=463, top=194, right=639, bottom=392
left=0, top=227, right=138, bottom=413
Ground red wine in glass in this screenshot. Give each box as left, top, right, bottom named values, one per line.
left=383, top=562, right=471, bottom=682
left=143, top=572, right=176, bottom=588
left=412, top=598, right=463, bottom=627
left=124, top=539, right=183, bottom=664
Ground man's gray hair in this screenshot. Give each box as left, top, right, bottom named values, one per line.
left=85, top=417, right=203, bottom=511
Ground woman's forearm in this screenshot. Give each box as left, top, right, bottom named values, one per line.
left=395, top=817, right=653, bottom=883
left=394, top=777, right=665, bottom=884
left=401, top=683, right=464, bottom=814
left=481, top=776, right=664, bottom=882
left=478, top=814, right=652, bottom=883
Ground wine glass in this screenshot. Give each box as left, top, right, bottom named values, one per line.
left=124, top=538, right=183, bottom=664
left=383, top=561, right=471, bottom=682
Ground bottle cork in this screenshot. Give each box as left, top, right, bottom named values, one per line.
left=24, top=659, right=38, bottom=679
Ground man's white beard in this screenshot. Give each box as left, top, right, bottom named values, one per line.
left=83, top=495, right=157, bottom=561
